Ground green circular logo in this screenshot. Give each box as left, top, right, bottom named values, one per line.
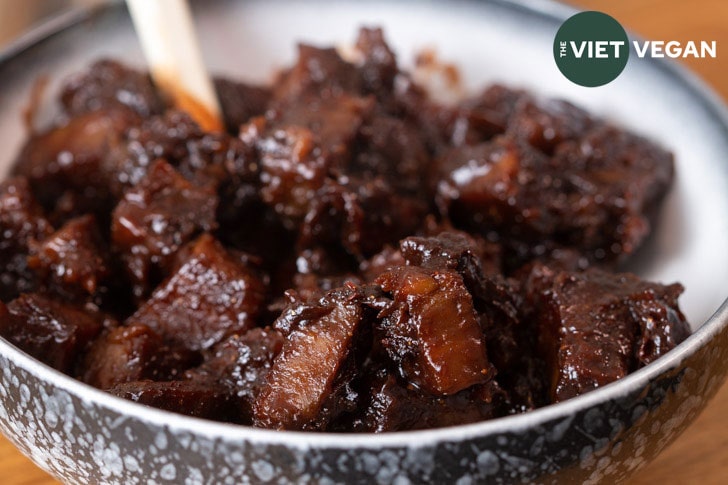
left=553, top=11, right=630, bottom=87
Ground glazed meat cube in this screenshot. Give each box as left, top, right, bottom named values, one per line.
left=272, top=44, right=363, bottom=103
left=295, top=116, right=431, bottom=263
left=214, top=78, right=271, bottom=133
left=351, top=115, right=428, bottom=195
left=28, top=214, right=110, bottom=297
left=0, top=178, right=53, bottom=301
left=507, top=97, right=592, bottom=154
left=525, top=265, right=691, bottom=402
left=355, top=370, right=506, bottom=432
left=108, top=380, right=238, bottom=421
left=0, top=294, right=105, bottom=374
left=103, top=110, right=247, bottom=197
left=242, top=117, right=329, bottom=222
left=104, top=110, right=204, bottom=195
left=186, top=328, right=284, bottom=423
left=60, top=59, right=163, bottom=118
left=401, top=231, right=519, bottom=366
left=294, top=182, right=363, bottom=274
left=402, top=230, right=520, bottom=366
left=97, top=109, right=256, bottom=198
left=254, top=284, right=364, bottom=430
left=126, top=234, right=266, bottom=351
left=437, top=129, right=673, bottom=267
left=273, top=93, right=374, bottom=168
left=13, top=110, right=135, bottom=212
left=1, top=29, right=692, bottom=432
left=82, top=323, right=199, bottom=390
left=111, top=159, right=218, bottom=297
left=399, top=231, right=544, bottom=410
left=245, top=35, right=431, bottom=263
left=296, top=174, right=428, bottom=270
left=553, top=124, right=674, bottom=256
left=449, top=84, right=526, bottom=146
left=376, top=266, right=493, bottom=395
left=436, top=137, right=523, bottom=232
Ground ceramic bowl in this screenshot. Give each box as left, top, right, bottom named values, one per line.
left=1, top=1, right=727, bottom=483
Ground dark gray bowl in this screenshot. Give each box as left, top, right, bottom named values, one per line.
left=1, top=1, right=728, bottom=483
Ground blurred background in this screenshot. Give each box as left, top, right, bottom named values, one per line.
left=0, top=0, right=103, bottom=47
left=0, top=1, right=725, bottom=484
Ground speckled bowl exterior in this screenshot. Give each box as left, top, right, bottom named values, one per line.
left=2, top=308, right=728, bottom=484
left=1, top=1, right=728, bottom=484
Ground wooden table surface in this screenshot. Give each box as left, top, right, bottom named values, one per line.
left=1, top=0, right=726, bottom=483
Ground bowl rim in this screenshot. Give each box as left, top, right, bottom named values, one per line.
left=1, top=0, right=728, bottom=450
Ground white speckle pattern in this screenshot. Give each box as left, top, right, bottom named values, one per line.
left=160, top=463, right=177, bottom=481
left=477, top=451, right=500, bottom=476
left=251, top=460, right=274, bottom=482
left=155, top=432, right=168, bottom=450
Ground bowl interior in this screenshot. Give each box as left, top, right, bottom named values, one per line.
left=0, top=0, right=727, bottom=330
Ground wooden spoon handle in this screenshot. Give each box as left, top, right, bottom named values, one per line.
left=126, top=0, right=223, bottom=131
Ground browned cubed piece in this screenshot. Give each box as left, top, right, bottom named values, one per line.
left=214, top=78, right=271, bottom=133
left=15, top=60, right=161, bottom=212
left=295, top=176, right=428, bottom=273
left=376, top=265, right=493, bottom=396
left=108, top=380, right=238, bottom=421
left=448, top=84, right=526, bottom=146
left=356, top=370, right=506, bottom=432
left=186, top=328, right=284, bottom=424
left=82, top=323, right=199, bottom=389
left=0, top=177, right=53, bottom=301
left=437, top=126, right=673, bottom=268
left=255, top=39, right=430, bottom=262
left=126, top=234, right=266, bottom=351
left=273, top=44, right=364, bottom=103
left=339, top=115, right=431, bottom=256
left=507, top=96, right=593, bottom=154
left=449, top=85, right=592, bottom=152
left=104, top=109, right=255, bottom=197
left=14, top=109, right=139, bottom=212
left=60, top=59, right=163, bottom=118
left=525, top=265, right=691, bottom=402
left=294, top=113, right=431, bottom=266
left=400, top=232, right=518, bottom=362
left=28, top=214, right=109, bottom=297
left=254, top=284, right=363, bottom=430
left=262, top=49, right=365, bottom=218
left=241, top=117, right=328, bottom=222
left=111, top=159, right=218, bottom=298
left=273, top=91, right=374, bottom=169
left=104, top=110, right=204, bottom=195
left=0, top=294, right=104, bottom=374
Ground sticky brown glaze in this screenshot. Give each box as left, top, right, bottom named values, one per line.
left=0, top=28, right=690, bottom=431
left=525, top=264, right=690, bottom=402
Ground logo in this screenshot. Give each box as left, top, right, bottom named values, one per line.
left=554, top=11, right=718, bottom=88
left=553, top=11, right=629, bottom=87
